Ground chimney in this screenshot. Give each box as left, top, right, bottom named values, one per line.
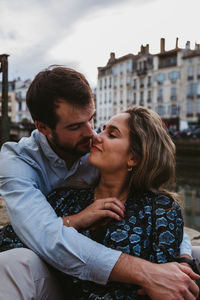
left=107, top=52, right=115, bottom=65
left=176, top=37, right=179, bottom=49
left=160, top=38, right=165, bottom=53
left=185, top=41, right=190, bottom=50
left=110, top=52, right=115, bottom=60
left=146, top=44, right=149, bottom=54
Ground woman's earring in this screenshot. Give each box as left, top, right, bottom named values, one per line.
left=128, top=165, right=133, bottom=172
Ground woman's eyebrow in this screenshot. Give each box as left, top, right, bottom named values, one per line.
left=105, top=124, right=121, bottom=134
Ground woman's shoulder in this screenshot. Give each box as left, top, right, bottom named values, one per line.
left=129, top=190, right=177, bottom=209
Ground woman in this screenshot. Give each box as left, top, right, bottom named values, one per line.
left=0, top=107, right=183, bottom=299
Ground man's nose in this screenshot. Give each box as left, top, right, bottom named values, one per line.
left=84, top=121, right=94, bottom=137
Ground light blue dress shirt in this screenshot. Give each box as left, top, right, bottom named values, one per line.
left=0, top=130, right=192, bottom=285
left=0, top=130, right=121, bottom=284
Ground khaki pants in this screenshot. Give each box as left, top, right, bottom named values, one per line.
left=0, top=248, right=64, bottom=300
left=1, top=247, right=200, bottom=300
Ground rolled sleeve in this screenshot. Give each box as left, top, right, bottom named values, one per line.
left=180, top=232, right=192, bottom=256
left=0, top=175, right=121, bottom=284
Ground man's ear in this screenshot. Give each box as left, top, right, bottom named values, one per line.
left=35, top=121, right=51, bottom=136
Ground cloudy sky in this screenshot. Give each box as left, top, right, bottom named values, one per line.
left=0, top=0, right=199, bottom=87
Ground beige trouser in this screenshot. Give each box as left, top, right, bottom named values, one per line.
left=1, top=247, right=200, bottom=300
left=0, top=248, right=64, bottom=300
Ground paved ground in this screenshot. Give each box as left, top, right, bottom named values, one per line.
left=0, top=196, right=10, bottom=228
left=1, top=196, right=200, bottom=246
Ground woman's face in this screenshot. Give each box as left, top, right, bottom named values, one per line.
left=88, top=113, right=135, bottom=173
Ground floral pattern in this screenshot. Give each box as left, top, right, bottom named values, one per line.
left=0, top=188, right=183, bottom=299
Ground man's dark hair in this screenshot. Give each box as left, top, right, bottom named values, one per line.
left=26, top=66, right=93, bottom=129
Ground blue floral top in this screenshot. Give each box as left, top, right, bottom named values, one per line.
left=0, top=187, right=183, bottom=299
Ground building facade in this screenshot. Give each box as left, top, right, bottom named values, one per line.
left=0, top=77, right=32, bottom=123
left=96, top=38, right=200, bottom=129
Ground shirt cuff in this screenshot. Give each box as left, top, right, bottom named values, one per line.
left=80, top=242, right=122, bottom=285
left=180, top=232, right=192, bottom=256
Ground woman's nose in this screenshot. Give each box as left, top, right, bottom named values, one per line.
left=92, top=133, right=102, bottom=144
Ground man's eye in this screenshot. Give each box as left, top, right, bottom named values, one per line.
left=69, top=125, right=80, bottom=131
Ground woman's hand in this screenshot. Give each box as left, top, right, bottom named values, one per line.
left=62, top=197, right=125, bottom=230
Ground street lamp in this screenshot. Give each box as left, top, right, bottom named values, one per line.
left=0, top=54, right=10, bottom=146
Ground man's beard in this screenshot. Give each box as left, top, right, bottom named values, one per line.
left=50, top=132, right=91, bottom=157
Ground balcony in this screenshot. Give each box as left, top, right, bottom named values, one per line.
left=187, top=76, right=194, bottom=81
left=140, top=84, right=144, bottom=88
left=136, top=67, right=147, bottom=76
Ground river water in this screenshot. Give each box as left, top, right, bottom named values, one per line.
left=176, top=154, right=200, bottom=231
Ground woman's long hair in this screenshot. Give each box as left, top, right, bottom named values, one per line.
left=125, top=107, right=180, bottom=202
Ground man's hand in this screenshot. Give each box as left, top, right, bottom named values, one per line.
left=137, top=262, right=200, bottom=300
left=110, top=253, right=200, bottom=300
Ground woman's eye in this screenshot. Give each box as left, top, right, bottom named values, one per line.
left=109, top=132, right=116, bottom=138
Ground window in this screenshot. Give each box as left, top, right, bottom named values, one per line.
left=187, top=83, right=196, bottom=98
left=120, top=91, right=123, bottom=102
left=157, top=105, right=165, bottom=116
left=114, top=78, right=117, bottom=89
left=126, top=60, right=132, bottom=72
left=133, top=78, right=137, bottom=89
left=140, top=91, right=144, bottom=105
left=156, top=73, right=165, bottom=84
left=18, top=101, right=22, bottom=111
left=140, top=77, right=144, bottom=88
left=197, top=99, right=200, bottom=115
left=171, top=104, right=178, bottom=116
left=120, top=63, right=124, bottom=75
left=147, top=90, right=151, bottom=102
left=187, top=66, right=194, bottom=79
left=127, top=90, right=131, bottom=101
left=109, top=91, right=112, bottom=103
left=104, top=93, right=107, bottom=104
left=197, top=83, right=200, bottom=97
left=120, top=77, right=123, bottom=88
left=104, top=78, right=107, bottom=89
left=171, top=86, right=177, bottom=100
left=147, top=76, right=151, bottom=87
left=157, top=87, right=163, bottom=101
left=187, top=100, right=193, bottom=115
left=133, top=92, right=137, bottom=104
left=109, top=77, right=112, bottom=88
left=126, top=75, right=131, bottom=85
left=112, top=66, right=118, bottom=77
left=197, top=65, right=200, bottom=78
left=99, top=79, right=102, bottom=90
left=168, top=71, right=180, bottom=82
left=99, top=93, right=102, bottom=105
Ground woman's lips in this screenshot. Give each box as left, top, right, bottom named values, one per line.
left=90, top=145, right=101, bottom=152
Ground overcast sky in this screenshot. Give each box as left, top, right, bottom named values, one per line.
left=0, top=0, right=199, bottom=87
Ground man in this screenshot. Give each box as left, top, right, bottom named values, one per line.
left=0, top=66, right=199, bottom=300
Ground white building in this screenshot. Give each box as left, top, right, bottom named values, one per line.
left=96, top=38, right=200, bottom=129
left=14, top=78, right=32, bottom=123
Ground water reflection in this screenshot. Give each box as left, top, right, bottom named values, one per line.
left=176, top=155, right=200, bottom=231
left=177, top=185, right=200, bottom=231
